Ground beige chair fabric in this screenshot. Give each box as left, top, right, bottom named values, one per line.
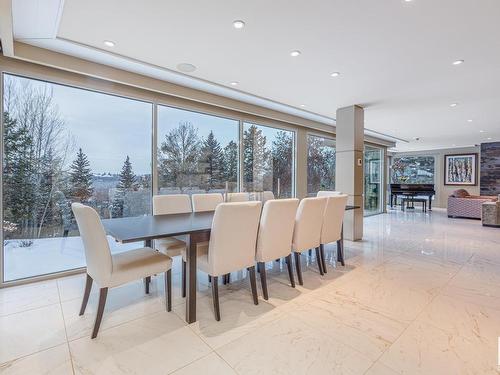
left=192, top=193, right=224, bottom=212
left=292, top=197, right=327, bottom=253
left=153, top=194, right=191, bottom=257
left=153, top=194, right=192, bottom=215
left=263, top=191, right=275, bottom=202
left=196, top=201, right=262, bottom=276
left=72, top=203, right=172, bottom=288
left=320, top=194, right=348, bottom=244
left=226, top=192, right=250, bottom=202
left=255, top=198, right=299, bottom=262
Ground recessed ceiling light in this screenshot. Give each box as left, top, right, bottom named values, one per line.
left=467, top=119, right=473, bottom=122
left=452, top=59, right=464, bottom=65
left=479, top=130, right=485, bottom=133
left=403, top=0, right=413, bottom=2
left=330, top=72, right=340, bottom=77
left=233, top=20, right=245, bottom=29
left=230, top=81, right=238, bottom=86
left=450, top=103, right=458, bottom=107
left=290, top=50, right=301, bottom=57
left=103, top=40, right=115, bottom=47
left=487, top=137, right=492, bottom=140
left=176, top=63, right=197, bottom=73
left=300, top=104, right=306, bottom=108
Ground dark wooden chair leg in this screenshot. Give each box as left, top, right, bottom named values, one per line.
left=211, top=276, right=220, bottom=321
left=223, top=274, right=227, bottom=285
left=91, top=288, right=108, bottom=339
left=226, top=273, right=230, bottom=283
left=320, top=244, right=327, bottom=274
left=79, top=274, right=93, bottom=316
left=285, top=254, right=295, bottom=288
left=144, top=276, right=151, bottom=294
left=181, top=260, right=186, bottom=298
left=315, top=247, right=324, bottom=275
left=258, top=262, right=269, bottom=300
left=337, top=240, right=345, bottom=266
left=308, top=249, right=312, bottom=258
left=294, top=252, right=303, bottom=285
left=208, top=275, right=212, bottom=283
left=248, top=266, right=258, bottom=305
left=165, top=270, right=172, bottom=311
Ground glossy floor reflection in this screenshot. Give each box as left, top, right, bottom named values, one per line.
left=1, top=209, right=500, bottom=374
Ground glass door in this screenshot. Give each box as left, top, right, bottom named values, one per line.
left=364, top=145, right=383, bottom=215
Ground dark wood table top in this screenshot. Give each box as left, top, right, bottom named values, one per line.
left=102, top=204, right=361, bottom=243
left=102, top=211, right=214, bottom=243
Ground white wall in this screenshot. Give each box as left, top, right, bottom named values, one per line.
left=392, top=146, right=480, bottom=208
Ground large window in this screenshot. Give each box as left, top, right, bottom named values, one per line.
left=364, top=145, right=383, bottom=215
left=2, top=74, right=152, bottom=282
left=391, top=156, right=435, bottom=184
left=157, top=106, right=239, bottom=194
left=307, top=135, right=335, bottom=196
left=242, top=122, right=294, bottom=198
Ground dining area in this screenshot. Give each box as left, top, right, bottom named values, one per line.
left=71, top=191, right=354, bottom=338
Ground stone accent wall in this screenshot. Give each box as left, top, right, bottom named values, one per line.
left=480, top=142, right=500, bottom=196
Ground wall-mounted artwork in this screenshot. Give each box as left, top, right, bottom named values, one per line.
left=480, top=142, right=500, bottom=196
left=444, top=153, right=477, bottom=185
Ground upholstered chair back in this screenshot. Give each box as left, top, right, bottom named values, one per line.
left=263, top=191, right=275, bottom=202
left=207, top=202, right=262, bottom=276
left=292, top=197, right=327, bottom=252
left=317, top=191, right=342, bottom=197
left=191, top=193, right=224, bottom=212
left=153, top=194, right=192, bottom=215
left=226, top=192, right=250, bottom=202
left=255, top=198, right=299, bottom=262
left=320, top=194, right=348, bottom=244
left=71, top=203, right=112, bottom=285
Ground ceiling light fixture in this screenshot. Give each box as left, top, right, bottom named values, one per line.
left=330, top=72, right=340, bottom=77
left=290, top=50, right=301, bottom=57
left=103, top=40, right=115, bottom=47
left=176, top=63, right=197, bottom=73
left=487, top=137, right=492, bottom=140
left=300, top=104, right=306, bottom=108
left=230, top=81, right=239, bottom=86
left=450, top=103, right=458, bottom=107
left=452, top=59, right=464, bottom=65
left=467, top=119, right=473, bottom=122
left=233, top=20, right=245, bottom=29
left=479, top=130, right=485, bottom=133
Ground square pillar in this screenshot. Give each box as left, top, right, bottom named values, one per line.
left=335, top=105, right=364, bottom=240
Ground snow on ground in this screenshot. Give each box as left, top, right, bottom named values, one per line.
left=3, top=236, right=139, bottom=281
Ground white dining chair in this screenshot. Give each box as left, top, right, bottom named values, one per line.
left=72, top=203, right=173, bottom=339
left=263, top=191, right=275, bottom=202
left=317, top=191, right=342, bottom=197
left=226, top=192, right=250, bottom=202
left=153, top=194, right=191, bottom=297
left=320, top=194, right=348, bottom=272
left=186, top=201, right=262, bottom=320
left=291, top=197, right=328, bottom=285
left=192, top=193, right=224, bottom=212
left=255, top=198, right=299, bottom=299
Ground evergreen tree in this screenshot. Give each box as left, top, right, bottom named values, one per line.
left=200, top=131, right=224, bottom=191
left=271, top=131, right=293, bottom=197
left=111, top=156, right=137, bottom=217
left=70, top=148, right=94, bottom=203
left=2, top=111, right=35, bottom=237
left=223, top=140, right=238, bottom=186
left=158, top=122, right=200, bottom=192
left=243, top=125, right=269, bottom=191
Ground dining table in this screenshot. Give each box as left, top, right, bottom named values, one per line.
left=102, top=204, right=360, bottom=324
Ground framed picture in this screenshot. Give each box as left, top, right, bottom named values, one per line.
left=444, top=153, right=478, bottom=185
left=369, top=160, right=380, bottom=183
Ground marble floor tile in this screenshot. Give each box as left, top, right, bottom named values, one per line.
left=364, top=361, right=400, bottom=375
left=171, top=352, right=236, bottom=375
left=0, top=344, right=72, bottom=375
left=0, top=304, right=67, bottom=364
left=70, top=310, right=211, bottom=375
left=0, top=280, right=60, bottom=317
left=217, top=315, right=374, bottom=375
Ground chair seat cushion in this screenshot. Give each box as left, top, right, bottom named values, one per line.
left=109, top=248, right=172, bottom=288
left=181, top=242, right=209, bottom=262
left=155, top=237, right=186, bottom=257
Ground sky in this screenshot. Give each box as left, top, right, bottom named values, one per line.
left=5, top=74, right=294, bottom=175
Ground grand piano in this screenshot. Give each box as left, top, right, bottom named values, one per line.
left=390, top=184, right=436, bottom=210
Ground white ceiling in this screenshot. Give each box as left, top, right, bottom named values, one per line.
left=10, top=0, right=500, bottom=151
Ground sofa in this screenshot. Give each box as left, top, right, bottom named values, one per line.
left=447, top=189, right=498, bottom=219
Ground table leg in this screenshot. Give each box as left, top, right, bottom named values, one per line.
left=144, top=240, right=153, bottom=293
left=428, top=197, right=432, bottom=211
left=339, top=224, right=345, bottom=266
left=185, top=232, right=200, bottom=324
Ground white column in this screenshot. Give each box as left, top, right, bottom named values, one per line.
left=335, top=105, right=364, bottom=240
